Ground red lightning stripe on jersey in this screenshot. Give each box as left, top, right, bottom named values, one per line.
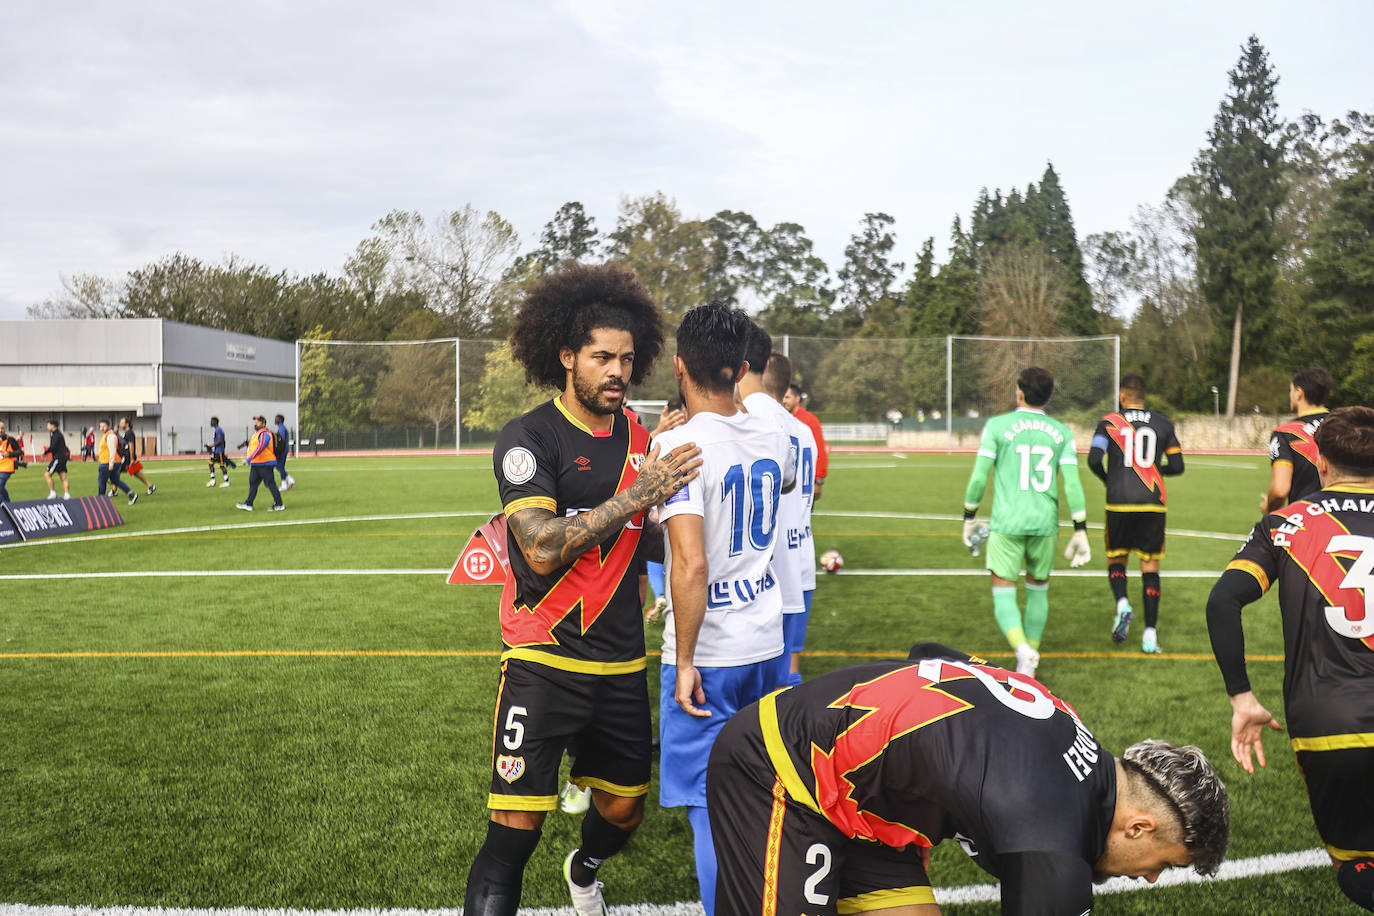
left=808, top=665, right=972, bottom=846
left=501, top=421, right=650, bottom=648
left=1276, top=420, right=1321, bottom=468
left=1105, top=412, right=1165, bottom=503
left=1276, top=503, right=1374, bottom=651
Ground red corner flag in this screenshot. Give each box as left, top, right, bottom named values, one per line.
left=448, top=512, right=511, bottom=585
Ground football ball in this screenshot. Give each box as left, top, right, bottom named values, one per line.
left=819, top=549, right=844, bottom=573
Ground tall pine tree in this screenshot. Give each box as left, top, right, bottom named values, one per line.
left=1191, top=35, right=1286, bottom=416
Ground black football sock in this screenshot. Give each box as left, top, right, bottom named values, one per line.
left=1108, top=564, right=1128, bottom=603
left=569, top=802, right=636, bottom=887
left=1142, top=572, right=1161, bottom=629
left=462, top=821, right=542, bottom=916
left=1338, top=858, right=1374, bottom=911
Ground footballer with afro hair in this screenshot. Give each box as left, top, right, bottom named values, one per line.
left=510, top=262, right=665, bottom=390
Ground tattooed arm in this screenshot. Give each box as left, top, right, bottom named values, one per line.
left=508, top=441, right=702, bottom=576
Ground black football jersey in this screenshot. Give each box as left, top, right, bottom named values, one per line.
left=762, top=657, right=1115, bottom=879
left=1268, top=410, right=1329, bottom=505
left=493, top=398, right=650, bottom=672
left=1091, top=409, right=1182, bottom=510
left=1226, top=485, right=1374, bottom=741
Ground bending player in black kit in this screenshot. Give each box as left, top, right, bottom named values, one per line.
left=1208, top=406, right=1374, bottom=911
left=707, top=643, right=1229, bottom=915
left=463, top=263, right=702, bottom=916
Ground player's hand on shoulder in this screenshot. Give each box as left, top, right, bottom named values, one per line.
left=632, top=441, right=702, bottom=506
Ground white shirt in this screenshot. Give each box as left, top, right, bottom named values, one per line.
left=742, top=391, right=808, bottom=612
left=656, top=410, right=789, bottom=667
left=791, top=420, right=819, bottom=591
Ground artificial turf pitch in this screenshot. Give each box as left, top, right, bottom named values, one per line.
left=0, top=451, right=1347, bottom=913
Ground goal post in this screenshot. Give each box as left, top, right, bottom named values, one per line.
left=945, top=334, right=1121, bottom=452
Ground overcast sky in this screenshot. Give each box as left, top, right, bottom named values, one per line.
left=2, top=0, right=1371, bottom=321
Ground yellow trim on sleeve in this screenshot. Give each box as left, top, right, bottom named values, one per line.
left=500, top=647, right=647, bottom=675
left=1226, top=559, right=1271, bottom=593
left=837, top=886, right=938, bottom=914
left=488, top=793, right=559, bottom=811
left=504, top=496, right=556, bottom=517
left=758, top=689, right=821, bottom=815
left=1291, top=732, right=1374, bottom=752
left=575, top=776, right=650, bottom=797
left=1271, top=458, right=1294, bottom=468
left=1104, top=503, right=1167, bottom=513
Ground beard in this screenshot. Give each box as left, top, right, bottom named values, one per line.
left=572, top=366, right=625, bottom=416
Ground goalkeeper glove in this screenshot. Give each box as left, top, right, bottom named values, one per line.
left=962, top=515, right=982, bottom=548
left=1064, top=527, right=1091, bottom=568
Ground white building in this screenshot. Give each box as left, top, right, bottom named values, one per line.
left=0, top=319, right=294, bottom=456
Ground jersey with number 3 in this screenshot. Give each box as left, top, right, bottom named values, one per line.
left=1092, top=409, right=1182, bottom=511
left=973, top=408, right=1082, bottom=536
left=655, top=410, right=792, bottom=666
left=1225, top=485, right=1374, bottom=741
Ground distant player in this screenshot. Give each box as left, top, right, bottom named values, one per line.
left=118, top=417, right=156, bottom=496
left=463, top=263, right=701, bottom=916
left=654, top=304, right=792, bottom=915
left=96, top=419, right=136, bottom=505
left=274, top=414, right=296, bottom=491
left=1262, top=366, right=1332, bottom=513
left=962, top=366, right=1090, bottom=677
left=708, top=643, right=1230, bottom=915
left=235, top=415, right=284, bottom=512
left=785, top=383, right=828, bottom=503
left=1207, top=405, right=1374, bottom=911
left=1087, top=374, right=1184, bottom=653
left=43, top=420, right=72, bottom=500
left=205, top=417, right=231, bottom=487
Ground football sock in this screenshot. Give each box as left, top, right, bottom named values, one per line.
left=1142, top=572, right=1161, bottom=629
left=1108, top=563, right=1128, bottom=603
left=687, top=805, right=718, bottom=916
left=1338, top=858, right=1374, bottom=910
left=569, top=802, right=635, bottom=887
left=462, top=820, right=542, bottom=916
left=1023, top=582, right=1049, bottom=649
left=992, top=586, right=1023, bottom=649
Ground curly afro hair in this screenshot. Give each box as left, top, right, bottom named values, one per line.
left=510, top=262, right=665, bottom=389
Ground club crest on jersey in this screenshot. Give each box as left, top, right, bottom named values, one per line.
left=496, top=755, right=525, bottom=783
left=503, top=447, right=537, bottom=485
left=629, top=453, right=645, bottom=471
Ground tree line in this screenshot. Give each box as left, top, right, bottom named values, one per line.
left=33, top=35, right=1374, bottom=424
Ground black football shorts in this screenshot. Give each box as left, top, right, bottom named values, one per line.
left=1105, top=510, right=1166, bottom=560
left=707, top=703, right=934, bottom=915
left=1296, top=745, right=1374, bottom=860
left=47, top=456, right=69, bottom=475
left=485, top=657, right=651, bottom=811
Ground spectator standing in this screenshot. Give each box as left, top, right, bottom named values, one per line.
left=0, top=421, right=22, bottom=504
left=96, top=420, right=136, bottom=505
left=236, top=416, right=283, bottom=512
left=82, top=427, right=95, bottom=461
left=43, top=420, right=72, bottom=499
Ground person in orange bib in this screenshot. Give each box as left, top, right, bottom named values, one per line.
left=235, top=415, right=283, bottom=512
left=96, top=419, right=136, bottom=505
left=0, top=421, right=23, bottom=504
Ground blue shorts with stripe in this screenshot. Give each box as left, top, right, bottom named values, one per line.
left=659, top=655, right=787, bottom=808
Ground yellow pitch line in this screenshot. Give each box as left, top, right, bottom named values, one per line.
left=0, top=649, right=1284, bottom=662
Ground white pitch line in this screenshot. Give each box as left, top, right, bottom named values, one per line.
left=815, top=510, right=1247, bottom=543
left=0, top=511, right=496, bottom=551
left=0, top=569, right=450, bottom=581
left=0, top=847, right=1331, bottom=916
left=2, top=565, right=1236, bottom=579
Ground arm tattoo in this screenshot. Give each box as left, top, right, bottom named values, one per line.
left=508, top=489, right=646, bottom=571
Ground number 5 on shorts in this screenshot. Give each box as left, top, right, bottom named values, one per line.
left=503, top=705, right=528, bottom=750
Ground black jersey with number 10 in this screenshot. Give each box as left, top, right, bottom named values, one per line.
left=1091, top=409, right=1182, bottom=511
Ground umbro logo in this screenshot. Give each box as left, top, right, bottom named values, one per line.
left=574, top=455, right=591, bottom=471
